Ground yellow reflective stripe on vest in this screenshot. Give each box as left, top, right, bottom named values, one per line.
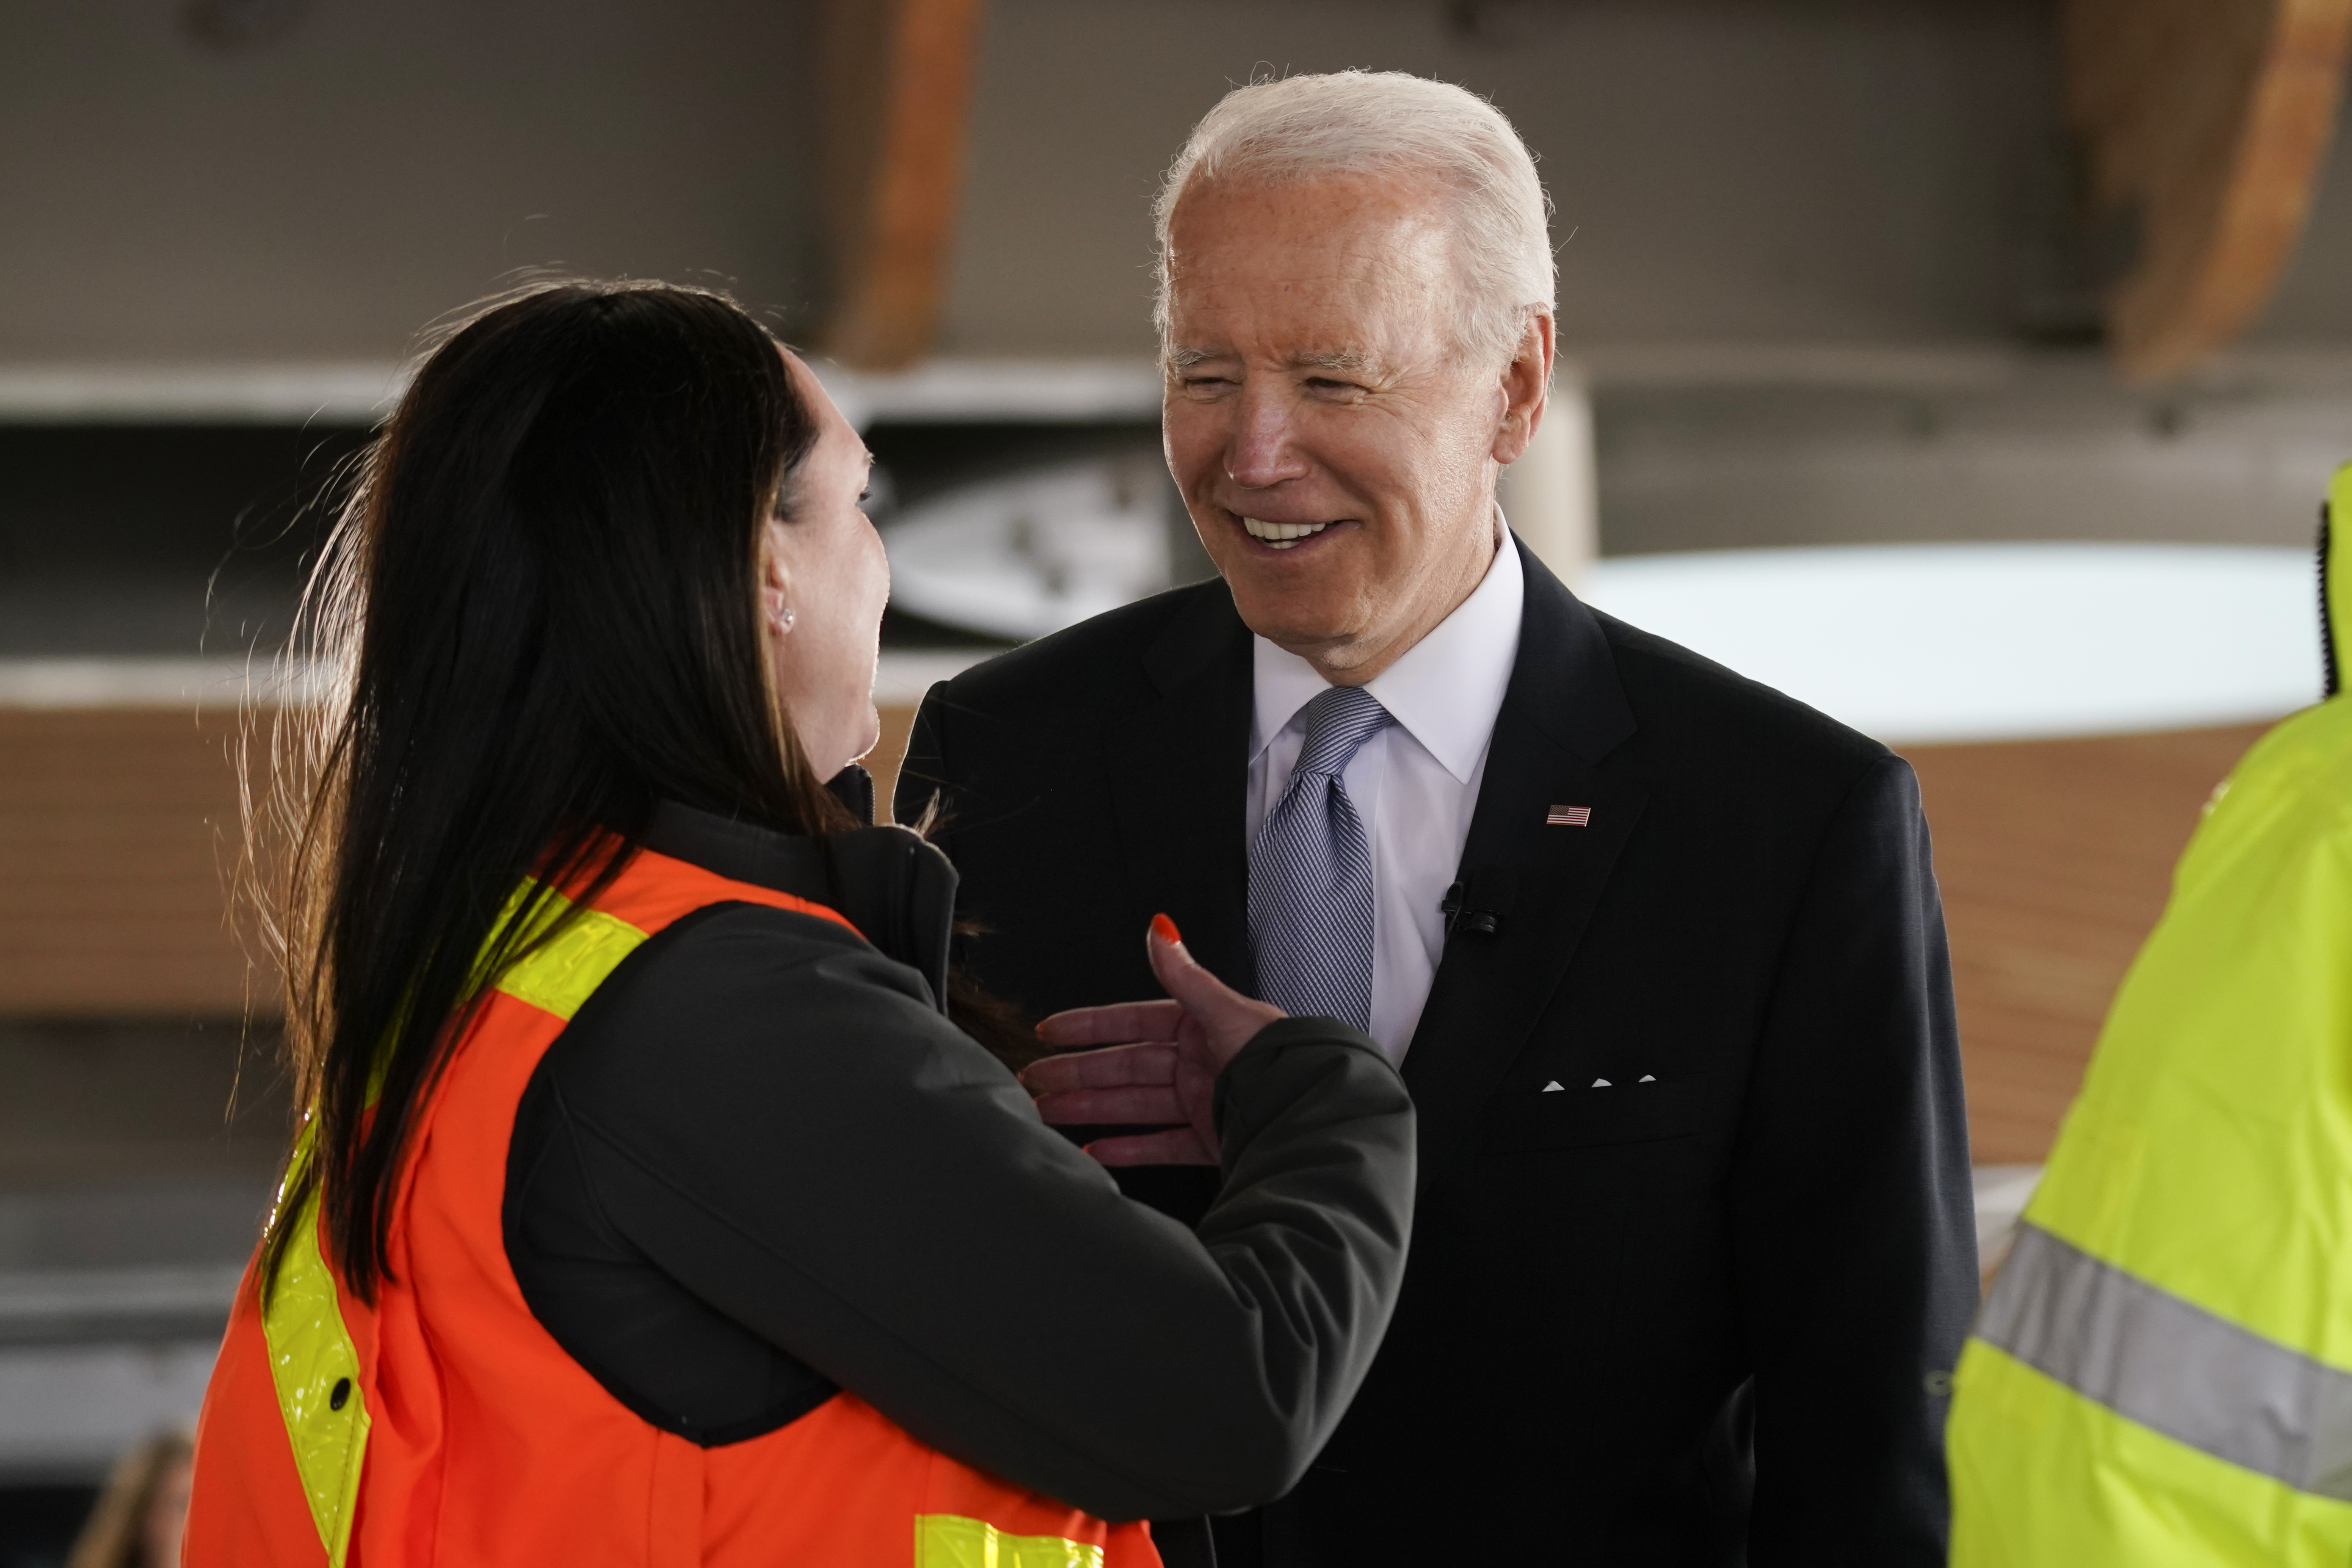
left=261, top=879, right=652, bottom=1559
left=1980, top=1221, right=2352, bottom=1500
left=262, top=1137, right=369, bottom=1567
left=485, top=878, right=651, bottom=1021
left=915, top=1514, right=1105, bottom=1568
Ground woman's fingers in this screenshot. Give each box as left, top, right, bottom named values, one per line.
left=1083, top=1127, right=1219, bottom=1167
left=1024, top=921, right=1280, bottom=1149
left=1144, top=915, right=1284, bottom=1068
left=1143, top=917, right=1216, bottom=1006
left=1024, top=1043, right=1191, bottom=1128
left=1034, top=997, right=1186, bottom=1049
left=1032, top=1084, right=1188, bottom=1127
left=1019, top=1041, right=1178, bottom=1095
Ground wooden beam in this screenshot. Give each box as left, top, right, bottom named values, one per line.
left=2065, top=0, right=2352, bottom=382
left=818, top=0, right=986, bottom=371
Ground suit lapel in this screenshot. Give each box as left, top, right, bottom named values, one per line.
left=1102, top=583, right=1257, bottom=995
left=1402, top=540, right=1648, bottom=1190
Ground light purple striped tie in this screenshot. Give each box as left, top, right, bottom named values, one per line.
left=1249, top=685, right=1393, bottom=1031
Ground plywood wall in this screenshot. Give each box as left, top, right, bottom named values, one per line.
left=1902, top=725, right=2264, bottom=1163
left=0, top=705, right=918, bottom=1021
left=0, top=703, right=2264, bottom=1168
left=0, top=709, right=265, bottom=1016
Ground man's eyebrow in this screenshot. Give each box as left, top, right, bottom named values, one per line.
left=1293, top=348, right=1371, bottom=373
left=1164, top=345, right=1376, bottom=373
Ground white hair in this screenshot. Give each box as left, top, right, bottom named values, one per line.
left=1154, top=71, right=1556, bottom=367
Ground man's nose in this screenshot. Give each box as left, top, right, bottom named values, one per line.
left=1224, top=385, right=1309, bottom=490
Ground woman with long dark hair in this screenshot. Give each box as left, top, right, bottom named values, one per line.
left=182, top=281, right=1413, bottom=1567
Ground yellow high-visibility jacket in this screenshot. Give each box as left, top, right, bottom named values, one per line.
left=1947, top=464, right=2352, bottom=1564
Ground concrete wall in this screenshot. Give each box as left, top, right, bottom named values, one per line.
left=4, top=0, right=2348, bottom=557
left=0, top=0, right=820, bottom=361
left=945, top=0, right=2059, bottom=356
left=1596, top=373, right=2352, bottom=552
left=12, top=0, right=2352, bottom=367
left=0, top=0, right=2068, bottom=364
left=10, top=0, right=2349, bottom=364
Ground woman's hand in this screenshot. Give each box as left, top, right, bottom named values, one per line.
left=1021, top=915, right=1286, bottom=1166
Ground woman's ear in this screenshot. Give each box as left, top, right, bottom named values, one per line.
left=759, top=520, right=795, bottom=635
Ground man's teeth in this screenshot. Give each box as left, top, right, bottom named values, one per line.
left=1241, top=517, right=1332, bottom=551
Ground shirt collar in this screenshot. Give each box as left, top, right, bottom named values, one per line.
left=1250, top=516, right=1526, bottom=784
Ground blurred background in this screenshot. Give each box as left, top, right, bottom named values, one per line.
left=4, top=0, right=2348, bottom=1558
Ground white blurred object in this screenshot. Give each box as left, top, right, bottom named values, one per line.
left=1972, top=1164, right=2044, bottom=1286
left=1496, top=367, right=1598, bottom=589
left=878, top=449, right=2321, bottom=744
left=0, top=657, right=331, bottom=709
left=884, top=453, right=1174, bottom=642
left=814, top=358, right=1162, bottom=433
left=1972, top=1165, right=2043, bottom=1257
left=0, top=1342, right=215, bottom=1479
left=0, top=362, right=403, bottom=423
left=872, top=651, right=996, bottom=705
left=1582, top=542, right=2322, bottom=744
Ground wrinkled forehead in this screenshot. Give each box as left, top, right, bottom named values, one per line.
left=1163, top=177, right=1460, bottom=354
left=1166, top=172, right=1457, bottom=285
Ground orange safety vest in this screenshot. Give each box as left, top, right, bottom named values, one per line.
left=185, top=844, right=1160, bottom=1568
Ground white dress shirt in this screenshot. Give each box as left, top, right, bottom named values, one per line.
left=1246, top=527, right=1525, bottom=1060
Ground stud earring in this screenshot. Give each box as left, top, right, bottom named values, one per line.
left=772, top=604, right=796, bottom=634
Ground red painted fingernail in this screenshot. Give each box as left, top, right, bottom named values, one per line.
left=1151, top=913, right=1181, bottom=944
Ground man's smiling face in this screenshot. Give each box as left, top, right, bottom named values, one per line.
left=1161, top=171, right=1529, bottom=683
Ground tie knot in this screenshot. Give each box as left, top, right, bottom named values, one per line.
left=1294, top=685, right=1392, bottom=779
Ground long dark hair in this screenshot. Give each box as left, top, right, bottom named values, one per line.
left=258, top=280, right=850, bottom=1301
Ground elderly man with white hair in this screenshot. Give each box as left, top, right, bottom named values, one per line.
left=901, top=71, right=1975, bottom=1565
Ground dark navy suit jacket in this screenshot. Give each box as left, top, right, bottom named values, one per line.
left=897, top=538, right=1977, bottom=1566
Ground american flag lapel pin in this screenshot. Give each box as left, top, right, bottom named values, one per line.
left=1546, top=804, right=1593, bottom=827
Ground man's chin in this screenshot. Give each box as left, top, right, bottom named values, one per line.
left=1222, top=582, right=1366, bottom=655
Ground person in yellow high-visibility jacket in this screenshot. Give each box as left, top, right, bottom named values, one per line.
left=1947, top=462, right=2352, bottom=1564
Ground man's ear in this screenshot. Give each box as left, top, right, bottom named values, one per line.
left=1491, top=311, right=1557, bottom=467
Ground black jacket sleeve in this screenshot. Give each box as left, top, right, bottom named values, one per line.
left=1730, top=753, right=1978, bottom=1565
left=517, top=904, right=1415, bottom=1523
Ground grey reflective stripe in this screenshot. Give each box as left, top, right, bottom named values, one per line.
left=1980, top=1220, right=2352, bottom=1500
